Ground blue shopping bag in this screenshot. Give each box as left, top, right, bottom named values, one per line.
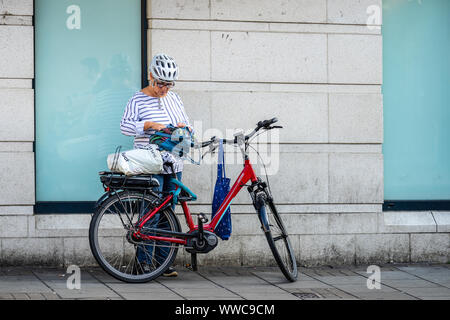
left=211, top=139, right=232, bottom=240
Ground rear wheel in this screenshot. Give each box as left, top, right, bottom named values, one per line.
left=257, top=194, right=297, bottom=282
left=89, top=191, right=181, bottom=283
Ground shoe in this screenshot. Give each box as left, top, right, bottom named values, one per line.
left=163, top=266, right=178, bottom=277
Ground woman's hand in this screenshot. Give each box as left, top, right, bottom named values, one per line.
left=144, top=121, right=165, bottom=131
left=177, top=123, right=193, bottom=133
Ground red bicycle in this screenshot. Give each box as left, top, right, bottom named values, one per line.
left=89, top=118, right=297, bottom=282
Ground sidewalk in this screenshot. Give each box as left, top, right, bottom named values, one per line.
left=0, top=263, right=449, bottom=300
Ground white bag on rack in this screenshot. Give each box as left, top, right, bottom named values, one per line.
left=107, top=145, right=163, bottom=175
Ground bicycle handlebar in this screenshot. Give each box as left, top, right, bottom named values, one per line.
left=199, top=117, right=281, bottom=148
left=257, top=117, right=278, bottom=129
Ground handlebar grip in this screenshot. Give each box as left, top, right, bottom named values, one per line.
left=201, top=141, right=211, bottom=147
left=200, top=136, right=216, bottom=148
left=201, top=119, right=281, bottom=147
left=269, top=117, right=278, bottom=125
left=257, top=117, right=278, bottom=129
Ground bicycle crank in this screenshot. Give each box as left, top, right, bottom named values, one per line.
left=185, top=230, right=218, bottom=253
left=185, top=213, right=218, bottom=254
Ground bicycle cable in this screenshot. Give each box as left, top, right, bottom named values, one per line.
left=197, top=128, right=276, bottom=197
left=246, top=128, right=275, bottom=197
left=247, top=143, right=273, bottom=197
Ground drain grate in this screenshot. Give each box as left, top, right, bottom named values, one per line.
left=292, top=292, right=322, bottom=299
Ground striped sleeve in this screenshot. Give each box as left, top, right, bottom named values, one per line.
left=173, top=92, right=194, bottom=134
left=120, top=97, right=147, bottom=136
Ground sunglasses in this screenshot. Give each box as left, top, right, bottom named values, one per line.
left=154, top=80, right=175, bottom=88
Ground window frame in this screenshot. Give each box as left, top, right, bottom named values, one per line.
left=33, top=0, right=148, bottom=214
left=382, top=0, right=450, bottom=211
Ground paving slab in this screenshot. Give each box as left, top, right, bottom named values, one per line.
left=170, top=288, right=242, bottom=300
left=41, top=292, right=61, bottom=300
left=394, top=266, right=450, bottom=286
left=42, top=281, right=120, bottom=299
left=197, top=275, right=268, bottom=286
left=0, top=278, right=53, bottom=294
left=317, top=288, right=359, bottom=300
left=0, top=267, right=35, bottom=276
left=291, top=288, right=358, bottom=300
left=0, top=293, right=14, bottom=300
left=357, top=292, right=418, bottom=300
left=249, top=269, right=297, bottom=283
left=421, top=296, right=450, bottom=300
left=333, top=269, right=360, bottom=276
left=310, top=275, right=370, bottom=285
left=33, top=267, right=99, bottom=283
left=0, top=264, right=449, bottom=300
left=277, top=280, right=333, bottom=290
left=238, top=292, right=300, bottom=300
left=397, top=287, right=450, bottom=298
left=11, top=293, right=30, bottom=300
left=26, top=293, right=47, bottom=300
left=221, top=285, right=287, bottom=293
left=223, top=285, right=299, bottom=301
left=354, top=270, right=421, bottom=280
left=382, top=279, right=441, bottom=288
left=105, top=282, right=169, bottom=293
left=85, top=269, right=123, bottom=283
left=333, top=283, right=400, bottom=293
left=396, top=265, right=450, bottom=274
left=53, top=289, right=120, bottom=300
left=157, top=278, right=226, bottom=290
left=119, top=292, right=183, bottom=300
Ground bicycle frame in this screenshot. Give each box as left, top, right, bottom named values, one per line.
left=133, top=158, right=258, bottom=245
left=89, top=119, right=299, bottom=282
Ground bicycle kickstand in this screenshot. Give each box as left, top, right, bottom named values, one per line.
left=191, top=252, right=198, bottom=272
left=191, top=213, right=208, bottom=272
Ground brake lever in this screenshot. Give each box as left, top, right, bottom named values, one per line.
left=208, top=138, right=219, bottom=153
left=200, top=139, right=219, bottom=160
left=234, top=129, right=245, bottom=146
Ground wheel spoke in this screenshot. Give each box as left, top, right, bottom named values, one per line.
left=89, top=191, right=179, bottom=282
left=259, top=196, right=297, bottom=282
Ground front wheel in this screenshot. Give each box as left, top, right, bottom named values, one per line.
left=257, top=194, right=298, bottom=282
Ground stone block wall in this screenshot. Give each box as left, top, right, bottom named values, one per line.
left=0, top=0, right=448, bottom=266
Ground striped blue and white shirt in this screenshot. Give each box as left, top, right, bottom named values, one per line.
left=120, top=90, right=192, bottom=173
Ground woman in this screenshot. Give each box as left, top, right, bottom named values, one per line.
left=120, top=53, right=192, bottom=277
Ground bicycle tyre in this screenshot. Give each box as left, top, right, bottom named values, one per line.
left=89, top=191, right=181, bottom=283
left=257, top=194, right=298, bottom=282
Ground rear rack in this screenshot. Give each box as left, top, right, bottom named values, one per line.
left=99, top=171, right=160, bottom=191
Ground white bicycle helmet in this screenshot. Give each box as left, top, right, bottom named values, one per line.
left=149, top=53, right=179, bottom=82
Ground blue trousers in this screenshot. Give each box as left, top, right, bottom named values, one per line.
left=136, top=172, right=182, bottom=266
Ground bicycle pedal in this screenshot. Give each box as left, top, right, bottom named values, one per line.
left=198, top=213, right=208, bottom=223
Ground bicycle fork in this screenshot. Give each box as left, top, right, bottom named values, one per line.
left=248, top=178, right=272, bottom=232
left=249, top=179, right=289, bottom=239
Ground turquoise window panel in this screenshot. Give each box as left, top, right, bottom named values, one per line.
left=35, top=0, right=141, bottom=201
left=383, top=0, right=450, bottom=200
